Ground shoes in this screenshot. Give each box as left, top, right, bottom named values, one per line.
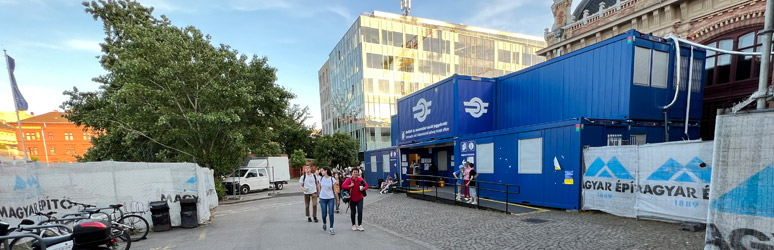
left=330, top=228, right=335, bottom=235
left=352, top=225, right=357, bottom=231
left=323, top=224, right=327, bottom=231
left=463, top=198, right=471, bottom=202
left=456, top=197, right=461, bottom=201
left=357, top=225, right=365, bottom=231
left=314, top=217, right=319, bottom=223
left=308, top=217, right=312, bottom=222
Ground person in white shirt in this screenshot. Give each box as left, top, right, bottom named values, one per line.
left=316, top=167, right=339, bottom=235
left=299, top=165, right=319, bottom=223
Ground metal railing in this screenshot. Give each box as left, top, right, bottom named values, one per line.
left=403, top=174, right=521, bottom=214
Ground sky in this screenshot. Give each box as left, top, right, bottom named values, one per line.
left=0, top=0, right=559, bottom=129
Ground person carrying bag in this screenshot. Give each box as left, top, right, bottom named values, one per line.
left=342, top=168, right=368, bottom=231
left=316, top=167, right=339, bottom=235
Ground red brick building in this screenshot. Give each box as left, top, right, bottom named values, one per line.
left=14, top=111, right=94, bottom=163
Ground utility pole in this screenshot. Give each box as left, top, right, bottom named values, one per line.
left=757, top=0, right=774, bottom=109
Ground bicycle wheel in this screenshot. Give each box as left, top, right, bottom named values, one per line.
left=118, top=214, right=149, bottom=242
left=110, top=229, right=131, bottom=250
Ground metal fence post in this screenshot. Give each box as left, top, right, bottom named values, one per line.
left=505, top=185, right=509, bottom=214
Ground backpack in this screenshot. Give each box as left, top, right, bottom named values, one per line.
left=360, top=179, right=367, bottom=197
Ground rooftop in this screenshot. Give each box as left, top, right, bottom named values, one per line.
left=19, top=111, right=72, bottom=124
left=364, top=10, right=546, bottom=42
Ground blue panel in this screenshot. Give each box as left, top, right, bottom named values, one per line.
left=456, top=79, right=494, bottom=135
left=397, top=78, right=455, bottom=144
left=391, top=115, right=399, bottom=147
left=495, top=31, right=637, bottom=130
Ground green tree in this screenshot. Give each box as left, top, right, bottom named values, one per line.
left=63, top=0, right=293, bottom=176
left=289, top=149, right=307, bottom=169
left=313, top=132, right=358, bottom=168
left=274, top=104, right=317, bottom=158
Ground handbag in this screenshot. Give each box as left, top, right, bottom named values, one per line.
left=360, top=180, right=367, bottom=197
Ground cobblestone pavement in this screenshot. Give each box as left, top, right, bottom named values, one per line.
left=365, top=194, right=705, bottom=250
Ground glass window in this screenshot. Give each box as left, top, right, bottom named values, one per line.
left=257, top=169, right=267, bottom=177
left=651, top=50, right=669, bottom=89
left=382, top=154, right=390, bottom=172
left=382, top=55, right=394, bottom=70
left=393, top=32, right=403, bottom=47
left=405, top=34, right=418, bottom=49
left=398, top=57, right=414, bottom=72
left=518, top=137, right=542, bottom=174
left=523, top=52, right=532, bottom=66
left=362, top=27, right=379, bottom=44
left=379, top=80, right=390, bottom=94
left=498, top=50, right=511, bottom=63
left=50, top=147, right=56, bottom=155
left=633, top=47, right=651, bottom=86
left=513, top=52, right=520, bottom=64
left=381, top=128, right=390, bottom=142
left=48, top=132, right=53, bottom=140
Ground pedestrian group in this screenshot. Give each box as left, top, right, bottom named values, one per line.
left=300, top=165, right=368, bottom=235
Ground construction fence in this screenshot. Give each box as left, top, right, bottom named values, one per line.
left=0, top=161, right=218, bottom=228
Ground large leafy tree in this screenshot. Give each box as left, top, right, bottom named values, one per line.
left=63, top=0, right=293, bottom=175
left=313, top=133, right=359, bottom=168
left=274, top=104, right=318, bottom=158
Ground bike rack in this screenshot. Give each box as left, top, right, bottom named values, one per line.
left=1, top=234, right=48, bottom=250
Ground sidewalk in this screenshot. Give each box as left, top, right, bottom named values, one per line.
left=220, top=178, right=304, bottom=205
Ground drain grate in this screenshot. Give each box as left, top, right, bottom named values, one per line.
left=522, top=218, right=549, bottom=224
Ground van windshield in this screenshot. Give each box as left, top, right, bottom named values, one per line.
left=233, top=169, right=249, bottom=177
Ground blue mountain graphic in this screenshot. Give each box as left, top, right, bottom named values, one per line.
left=186, top=175, right=198, bottom=184
left=711, top=166, right=774, bottom=218
left=585, top=158, right=605, bottom=177
left=584, top=157, right=634, bottom=179
left=13, top=175, right=26, bottom=190
left=647, top=157, right=711, bottom=183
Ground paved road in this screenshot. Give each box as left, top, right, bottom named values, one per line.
left=132, top=185, right=433, bottom=250
left=133, top=183, right=705, bottom=250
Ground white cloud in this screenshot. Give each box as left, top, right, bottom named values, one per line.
left=227, top=0, right=352, bottom=21
left=65, top=40, right=101, bottom=53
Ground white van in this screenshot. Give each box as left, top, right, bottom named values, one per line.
left=223, top=157, right=290, bottom=195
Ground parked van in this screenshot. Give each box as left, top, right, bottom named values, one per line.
left=223, top=157, right=290, bottom=195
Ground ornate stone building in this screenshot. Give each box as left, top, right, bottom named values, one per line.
left=539, top=0, right=771, bottom=139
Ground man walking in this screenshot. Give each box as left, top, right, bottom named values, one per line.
left=300, top=165, right=319, bottom=222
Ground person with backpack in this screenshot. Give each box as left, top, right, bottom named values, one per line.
left=316, top=167, right=339, bottom=235
left=342, top=168, right=368, bottom=231
left=333, top=172, right=343, bottom=213
left=299, top=165, right=319, bottom=223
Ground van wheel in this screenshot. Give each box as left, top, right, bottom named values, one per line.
left=275, top=183, right=284, bottom=190
left=240, top=185, right=250, bottom=194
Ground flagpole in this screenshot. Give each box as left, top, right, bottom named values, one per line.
left=4, top=49, right=28, bottom=161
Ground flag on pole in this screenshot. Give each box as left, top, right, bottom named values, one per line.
left=5, top=55, right=28, bottom=111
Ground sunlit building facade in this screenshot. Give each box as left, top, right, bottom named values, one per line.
left=320, top=11, right=547, bottom=151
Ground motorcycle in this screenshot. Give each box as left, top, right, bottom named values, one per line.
left=1, top=212, right=130, bottom=250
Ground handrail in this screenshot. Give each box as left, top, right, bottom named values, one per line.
left=403, top=174, right=522, bottom=214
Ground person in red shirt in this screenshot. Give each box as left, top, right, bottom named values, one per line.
left=342, top=168, right=368, bottom=231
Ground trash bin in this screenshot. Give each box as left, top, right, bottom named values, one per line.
left=180, top=198, right=198, bottom=228
left=149, top=201, right=171, bottom=232
left=377, top=178, right=384, bottom=190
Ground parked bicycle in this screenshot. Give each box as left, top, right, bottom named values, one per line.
left=66, top=202, right=149, bottom=242
left=2, top=215, right=130, bottom=250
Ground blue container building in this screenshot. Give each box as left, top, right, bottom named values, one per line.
left=363, top=30, right=707, bottom=210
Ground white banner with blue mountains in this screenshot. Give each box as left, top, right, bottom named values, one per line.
left=582, top=140, right=713, bottom=223
left=705, top=111, right=774, bottom=250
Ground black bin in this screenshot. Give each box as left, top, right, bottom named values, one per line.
left=149, top=201, right=171, bottom=232
left=180, top=198, right=198, bottom=228
left=377, top=178, right=384, bottom=190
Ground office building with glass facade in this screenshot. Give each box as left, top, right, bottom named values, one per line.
left=319, top=10, right=547, bottom=151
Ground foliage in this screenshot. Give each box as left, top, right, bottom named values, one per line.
left=214, top=178, right=226, bottom=199
left=289, top=149, right=306, bottom=169
left=273, top=104, right=317, bottom=158
left=313, top=133, right=358, bottom=168
left=63, top=0, right=293, bottom=177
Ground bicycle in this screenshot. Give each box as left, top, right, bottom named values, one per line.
left=71, top=202, right=149, bottom=242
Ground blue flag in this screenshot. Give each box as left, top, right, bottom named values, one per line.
left=6, top=55, right=28, bottom=111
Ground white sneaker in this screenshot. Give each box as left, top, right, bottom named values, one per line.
left=357, top=225, right=365, bottom=231
left=352, top=225, right=357, bottom=231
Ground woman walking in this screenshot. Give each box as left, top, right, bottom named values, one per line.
left=316, top=167, right=339, bottom=235
left=342, top=168, right=368, bottom=231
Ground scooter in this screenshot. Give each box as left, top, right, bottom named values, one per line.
left=1, top=211, right=129, bottom=250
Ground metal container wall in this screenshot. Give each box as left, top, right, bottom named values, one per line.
left=363, top=147, right=399, bottom=187
left=495, top=30, right=706, bottom=130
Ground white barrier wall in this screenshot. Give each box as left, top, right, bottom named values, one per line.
left=705, top=111, right=774, bottom=250
left=582, top=140, right=713, bottom=222
left=0, top=161, right=218, bottom=228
